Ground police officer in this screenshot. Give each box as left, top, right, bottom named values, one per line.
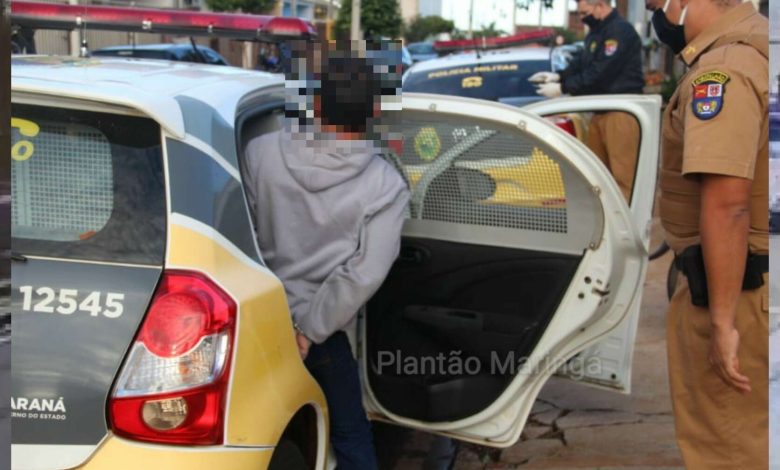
left=530, top=0, right=645, bottom=201
left=655, top=0, right=768, bottom=467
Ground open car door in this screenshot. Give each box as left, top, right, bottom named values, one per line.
left=360, top=92, right=660, bottom=447
left=524, top=96, right=661, bottom=393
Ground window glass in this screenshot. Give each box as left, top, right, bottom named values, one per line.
left=11, top=104, right=166, bottom=264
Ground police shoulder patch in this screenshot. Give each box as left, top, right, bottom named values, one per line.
left=691, top=71, right=730, bottom=120
left=604, top=39, right=618, bottom=57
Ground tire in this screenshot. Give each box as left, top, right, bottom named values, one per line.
left=666, top=260, right=680, bottom=301
left=268, top=439, right=308, bottom=470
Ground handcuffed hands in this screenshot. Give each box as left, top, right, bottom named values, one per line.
left=296, top=332, right=312, bottom=360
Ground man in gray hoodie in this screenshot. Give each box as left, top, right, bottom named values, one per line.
left=244, top=42, right=408, bottom=469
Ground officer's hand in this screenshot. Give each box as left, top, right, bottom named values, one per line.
left=709, top=324, right=751, bottom=394
left=296, top=332, right=312, bottom=360
left=535, top=82, right=562, bottom=98
left=528, top=71, right=560, bottom=84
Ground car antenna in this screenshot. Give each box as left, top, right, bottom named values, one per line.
left=189, top=36, right=208, bottom=63
left=79, top=5, right=89, bottom=57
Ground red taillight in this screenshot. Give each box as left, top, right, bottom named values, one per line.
left=546, top=116, right=577, bottom=137
left=109, top=270, right=236, bottom=445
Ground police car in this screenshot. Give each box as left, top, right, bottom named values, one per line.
left=402, top=39, right=580, bottom=108
left=11, top=5, right=663, bottom=470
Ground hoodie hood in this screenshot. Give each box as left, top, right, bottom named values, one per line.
left=280, top=131, right=378, bottom=192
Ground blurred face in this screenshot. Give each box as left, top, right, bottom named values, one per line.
left=577, top=1, right=596, bottom=20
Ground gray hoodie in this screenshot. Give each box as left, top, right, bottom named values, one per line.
left=244, top=130, right=410, bottom=344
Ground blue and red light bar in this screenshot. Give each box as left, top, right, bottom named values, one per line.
left=11, top=0, right=317, bottom=40
left=433, top=29, right=555, bottom=54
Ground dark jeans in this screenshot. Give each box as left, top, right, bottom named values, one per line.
left=305, top=331, right=378, bottom=470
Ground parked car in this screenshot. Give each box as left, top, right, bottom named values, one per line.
left=10, top=54, right=660, bottom=469
left=401, top=45, right=413, bottom=73
left=406, top=41, right=438, bottom=63
left=769, top=102, right=780, bottom=232
left=91, top=43, right=230, bottom=65
left=402, top=46, right=575, bottom=107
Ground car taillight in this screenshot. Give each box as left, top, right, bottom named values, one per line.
left=109, top=270, right=236, bottom=445
left=546, top=116, right=577, bottom=137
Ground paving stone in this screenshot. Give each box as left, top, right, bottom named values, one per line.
left=500, top=438, right=564, bottom=464
left=528, top=421, right=683, bottom=468
left=529, top=409, right=562, bottom=426
left=521, top=425, right=552, bottom=440
left=529, top=400, right=556, bottom=416
left=555, top=410, right=640, bottom=429
left=452, top=461, right=485, bottom=470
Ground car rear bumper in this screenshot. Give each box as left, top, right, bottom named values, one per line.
left=79, top=437, right=274, bottom=469
left=13, top=437, right=274, bottom=470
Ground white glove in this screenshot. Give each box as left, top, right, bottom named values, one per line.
left=528, top=71, right=560, bottom=84
left=535, top=82, right=562, bottom=98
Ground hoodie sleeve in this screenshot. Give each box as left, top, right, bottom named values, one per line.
left=296, top=170, right=410, bottom=344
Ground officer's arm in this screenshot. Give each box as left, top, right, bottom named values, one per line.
left=683, top=53, right=764, bottom=393
left=558, top=49, right=583, bottom=81
left=561, top=27, right=638, bottom=95
left=699, top=175, right=753, bottom=393
left=700, top=175, right=751, bottom=329
left=296, top=182, right=410, bottom=344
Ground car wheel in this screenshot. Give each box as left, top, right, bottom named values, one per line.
left=268, top=439, right=308, bottom=470
left=666, top=260, right=679, bottom=301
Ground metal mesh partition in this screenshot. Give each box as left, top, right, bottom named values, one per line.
left=401, top=115, right=569, bottom=234
left=12, top=120, right=113, bottom=241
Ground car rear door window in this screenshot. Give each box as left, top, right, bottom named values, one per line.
left=11, top=104, right=166, bottom=264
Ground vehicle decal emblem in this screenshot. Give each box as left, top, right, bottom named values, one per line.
left=414, top=127, right=442, bottom=162
left=11, top=117, right=40, bottom=161
left=461, top=76, right=483, bottom=88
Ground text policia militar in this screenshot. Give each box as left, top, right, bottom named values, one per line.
left=372, top=350, right=603, bottom=381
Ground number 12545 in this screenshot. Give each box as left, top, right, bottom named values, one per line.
left=18, top=286, right=125, bottom=318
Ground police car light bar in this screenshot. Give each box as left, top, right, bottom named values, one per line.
left=10, top=0, right=317, bottom=40
left=433, top=29, right=555, bottom=54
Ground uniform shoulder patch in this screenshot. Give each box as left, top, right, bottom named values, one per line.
left=691, top=70, right=729, bottom=120
left=604, top=39, right=618, bottom=57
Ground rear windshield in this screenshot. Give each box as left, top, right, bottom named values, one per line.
left=11, top=104, right=166, bottom=264
left=408, top=43, right=435, bottom=55
left=93, top=50, right=171, bottom=60
left=403, top=59, right=549, bottom=101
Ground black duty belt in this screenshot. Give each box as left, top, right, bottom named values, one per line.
left=673, top=251, right=768, bottom=275
left=672, top=245, right=767, bottom=307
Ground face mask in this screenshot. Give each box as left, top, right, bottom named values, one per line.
left=652, top=0, right=688, bottom=55
left=582, top=13, right=600, bottom=29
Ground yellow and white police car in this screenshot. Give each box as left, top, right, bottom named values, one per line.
left=11, top=50, right=661, bottom=469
